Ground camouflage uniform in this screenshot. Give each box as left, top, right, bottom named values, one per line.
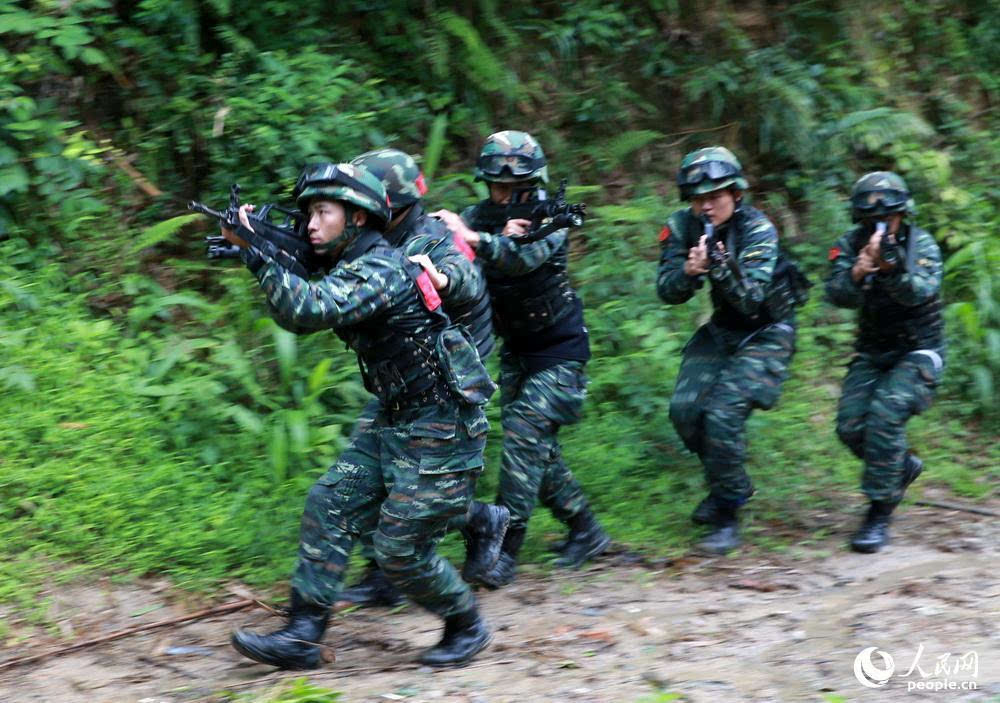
left=253, top=227, right=492, bottom=615
left=826, top=174, right=944, bottom=505
left=450, top=130, right=607, bottom=584
left=460, top=212, right=591, bottom=532
left=231, top=163, right=496, bottom=671
left=657, top=205, right=796, bottom=504
left=344, top=149, right=497, bottom=581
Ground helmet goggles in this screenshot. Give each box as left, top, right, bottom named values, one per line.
left=676, top=160, right=741, bottom=188
left=475, top=153, right=546, bottom=179
left=851, top=188, right=909, bottom=214
left=293, top=163, right=385, bottom=205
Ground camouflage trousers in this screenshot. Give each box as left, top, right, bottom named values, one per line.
left=292, top=400, right=487, bottom=616
left=495, top=353, right=590, bottom=530
left=669, top=321, right=796, bottom=503
left=836, top=349, right=943, bottom=503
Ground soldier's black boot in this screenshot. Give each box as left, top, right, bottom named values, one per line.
left=850, top=500, right=895, bottom=553
left=697, top=501, right=741, bottom=555
left=418, top=606, right=492, bottom=667
left=461, top=502, right=511, bottom=583
left=337, top=561, right=404, bottom=607
left=691, top=493, right=725, bottom=525
left=477, top=524, right=526, bottom=589
left=553, top=508, right=611, bottom=569
left=901, top=452, right=924, bottom=492
left=231, top=590, right=330, bottom=669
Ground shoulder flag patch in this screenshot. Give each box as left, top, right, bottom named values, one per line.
left=415, top=270, right=442, bottom=311
left=658, top=225, right=671, bottom=242
left=828, top=246, right=841, bottom=261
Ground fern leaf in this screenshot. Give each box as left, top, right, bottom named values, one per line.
left=130, top=213, right=202, bottom=253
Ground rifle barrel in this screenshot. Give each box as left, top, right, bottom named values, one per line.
left=188, top=201, right=226, bottom=220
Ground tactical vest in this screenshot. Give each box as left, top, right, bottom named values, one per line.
left=447, top=282, right=496, bottom=359
left=467, top=200, right=581, bottom=341
left=679, top=207, right=808, bottom=331
left=854, top=226, right=944, bottom=352
left=334, top=237, right=453, bottom=410
left=392, top=207, right=496, bottom=360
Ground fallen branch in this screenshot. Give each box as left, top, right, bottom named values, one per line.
left=914, top=500, right=1000, bottom=518
left=110, top=150, right=163, bottom=197
left=0, top=598, right=257, bottom=672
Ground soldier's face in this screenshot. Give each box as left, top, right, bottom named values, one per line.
left=307, top=200, right=366, bottom=253
left=488, top=182, right=534, bottom=205
left=691, top=189, right=738, bottom=226
left=488, top=182, right=514, bottom=204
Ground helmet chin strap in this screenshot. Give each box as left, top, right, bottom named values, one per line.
left=318, top=220, right=364, bottom=263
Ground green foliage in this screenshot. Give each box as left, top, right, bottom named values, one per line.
left=635, top=693, right=684, bottom=703
left=943, top=236, right=1000, bottom=417
left=220, top=678, right=341, bottom=702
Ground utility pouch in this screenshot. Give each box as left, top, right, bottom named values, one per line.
left=436, top=325, right=497, bottom=406
left=765, top=256, right=812, bottom=321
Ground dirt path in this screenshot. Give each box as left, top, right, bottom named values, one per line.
left=2, top=498, right=998, bottom=703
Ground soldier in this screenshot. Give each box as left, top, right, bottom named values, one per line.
left=433, top=130, right=610, bottom=588
left=657, top=146, right=803, bottom=555
left=826, top=171, right=944, bottom=553
left=336, top=148, right=508, bottom=608
left=224, top=162, right=496, bottom=668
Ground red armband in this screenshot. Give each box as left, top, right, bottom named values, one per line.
left=453, top=232, right=476, bottom=262
left=415, top=271, right=442, bottom=311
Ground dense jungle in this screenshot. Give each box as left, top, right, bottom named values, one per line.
left=1, top=1, right=998, bottom=701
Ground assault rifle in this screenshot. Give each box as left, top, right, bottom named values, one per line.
left=513, top=179, right=586, bottom=244
left=700, top=214, right=742, bottom=279
left=189, top=184, right=320, bottom=278
left=859, top=221, right=898, bottom=289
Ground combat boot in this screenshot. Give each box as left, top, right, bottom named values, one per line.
left=231, top=590, right=330, bottom=669
left=553, top=508, right=611, bottom=569
left=850, top=500, right=895, bottom=553
left=476, top=525, right=525, bottom=589
left=461, top=502, right=511, bottom=583
left=901, top=452, right=924, bottom=493
left=697, top=500, right=741, bottom=555
left=691, top=493, right=725, bottom=525
left=418, top=605, right=492, bottom=667
left=336, top=561, right=404, bottom=608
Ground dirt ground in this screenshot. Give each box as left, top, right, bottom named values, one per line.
left=2, top=493, right=998, bottom=703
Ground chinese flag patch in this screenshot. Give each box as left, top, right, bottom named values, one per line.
left=415, top=271, right=442, bottom=311
left=828, top=246, right=841, bottom=261
left=658, top=225, right=671, bottom=242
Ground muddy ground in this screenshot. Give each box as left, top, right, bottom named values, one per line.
left=2, top=493, right=998, bottom=703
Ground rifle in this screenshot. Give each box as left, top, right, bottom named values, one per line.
left=861, top=221, right=889, bottom=290
left=512, top=179, right=586, bottom=244
left=189, top=184, right=320, bottom=279
left=700, top=214, right=742, bottom=280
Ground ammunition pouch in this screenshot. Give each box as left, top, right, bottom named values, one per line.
left=764, top=256, right=812, bottom=322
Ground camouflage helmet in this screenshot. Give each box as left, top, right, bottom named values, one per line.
left=350, top=148, right=427, bottom=209
left=676, top=146, right=749, bottom=200
left=849, top=171, right=915, bottom=222
left=293, top=162, right=391, bottom=228
left=474, top=130, right=549, bottom=184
